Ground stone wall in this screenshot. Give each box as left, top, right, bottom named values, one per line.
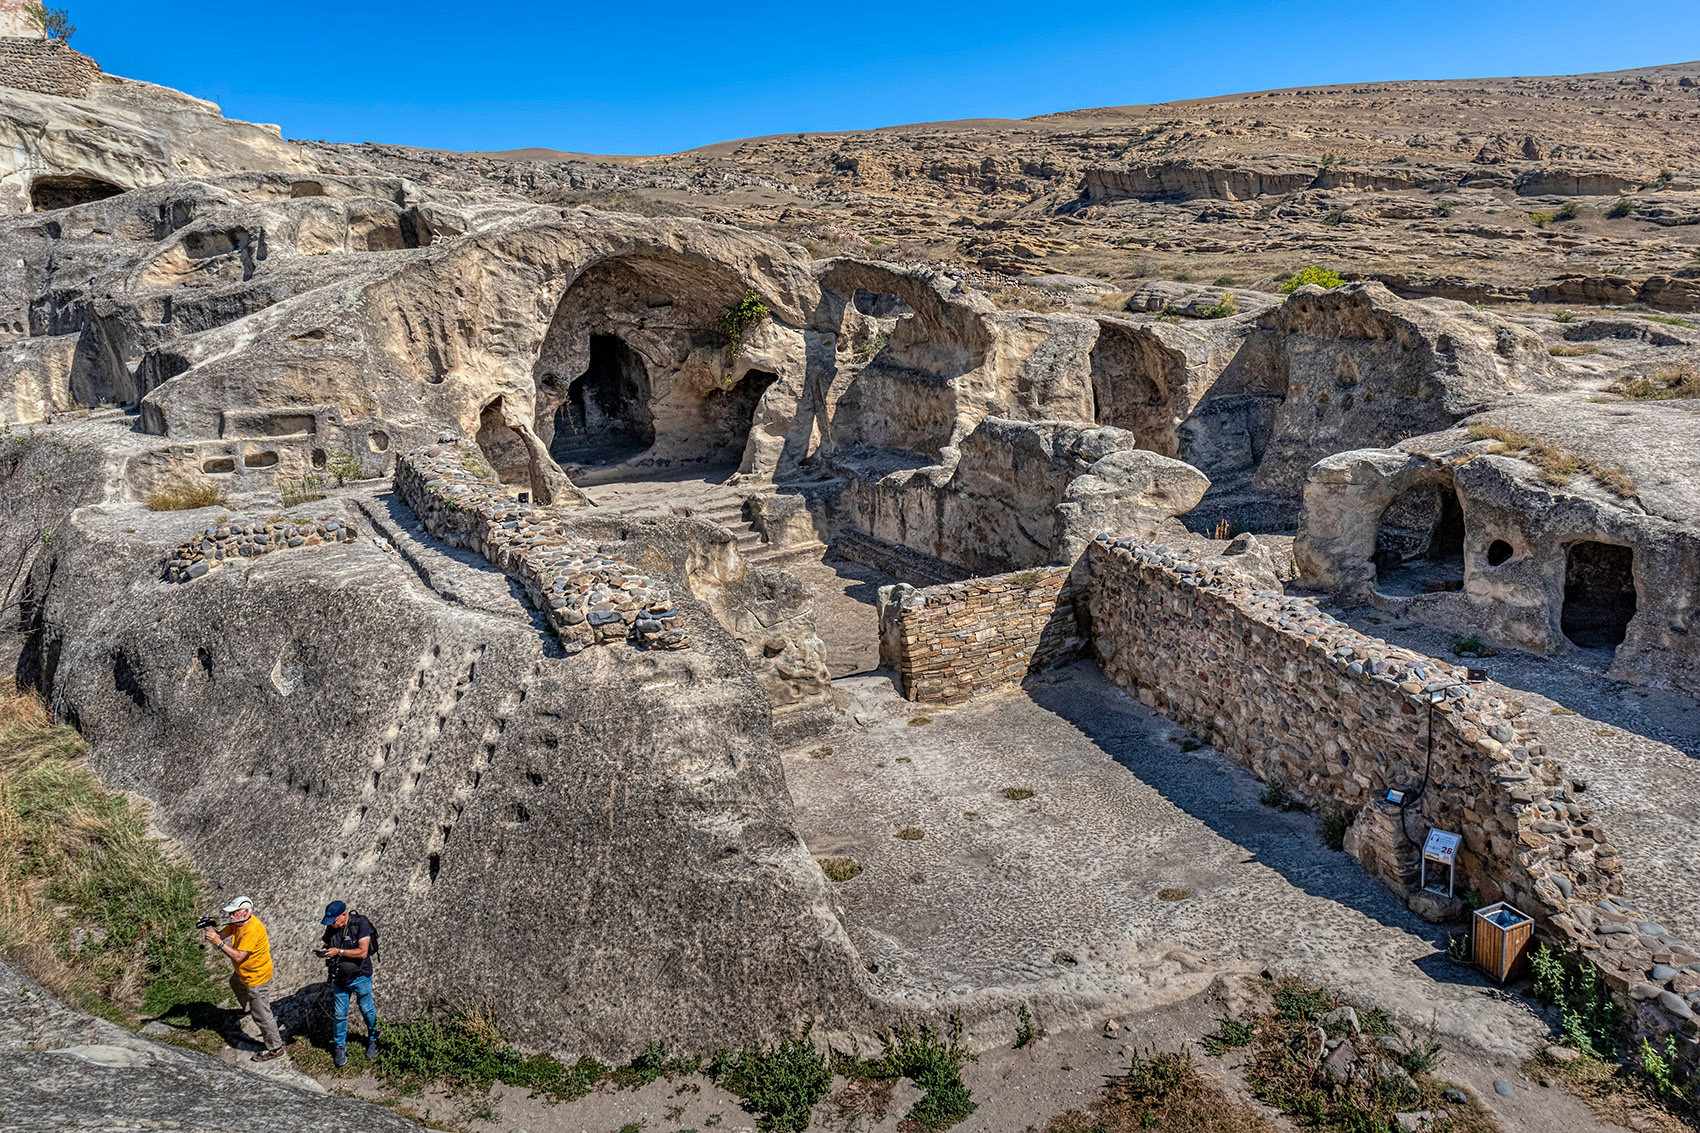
left=165, top=515, right=359, bottom=581
left=396, top=444, right=689, bottom=653
left=877, top=566, right=1080, bottom=703
left=1086, top=533, right=1700, bottom=1063
left=833, top=530, right=971, bottom=587
left=0, top=38, right=100, bottom=98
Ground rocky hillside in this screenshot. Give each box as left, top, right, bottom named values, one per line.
left=319, top=61, right=1700, bottom=310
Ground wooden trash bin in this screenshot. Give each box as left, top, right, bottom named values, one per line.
left=1474, top=902, right=1533, bottom=983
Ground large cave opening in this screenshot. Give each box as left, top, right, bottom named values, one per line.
left=548, top=333, right=656, bottom=469
left=1370, top=481, right=1466, bottom=597
left=1561, top=541, right=1636, bottom=650
left=30, top=175, right=126, bottom=212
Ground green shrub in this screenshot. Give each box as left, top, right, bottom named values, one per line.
left=1197, top=291, right=1239, bottom=319
left=1260, top=783, right=1299, bottom=811
left=1530, top=211, right=1554, bottom=228
left=719, top=289, right=770, bottom=363
left=1272, top=979, right=1333, bottom=1021
left=838, top=1015, right=978, bottom=1132
left=1277, top=266, right=1344, bottom=294
left=1449, top=633, right=1484, bottom=657
left=1014, top=1004, right=1040, bottom=1049
left=1529, top=944, right=1623, bottom=1056
left=1554, top=310, right=1576, bottom=323
left=1556, top=202, right=1581, bottom=221
left=1605, top=198, right=1638, bottom=219
left=326, top=445, right=375, bottom=486
left=1201, top=1017, right=1255, bottom=1056
left=718, top=1026, right=832, bottom=1132
left=1435, top=200, right=1456, bottom=218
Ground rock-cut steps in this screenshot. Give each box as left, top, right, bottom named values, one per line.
left=588, top=479, right=829, bottom=572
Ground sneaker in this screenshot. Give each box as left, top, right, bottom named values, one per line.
left=333, top=1044, right=347, bottom=1068
left=365, top=1035, right=379, bottom=1061
left=251, top=1047, right=286, bottom=1063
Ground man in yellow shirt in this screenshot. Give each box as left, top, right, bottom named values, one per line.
left=202, top=895, right=285, bottom=1061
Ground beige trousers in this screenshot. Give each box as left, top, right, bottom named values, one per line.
left=230, top=972, right=284, bottom=1051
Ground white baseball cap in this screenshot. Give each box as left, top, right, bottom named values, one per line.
left=221, top=895, right=253, bottom=914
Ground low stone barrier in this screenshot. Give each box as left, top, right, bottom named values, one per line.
left=0, top=38, right=100, bottom=98
left=1086, top=533, right=1700, bottom=1064
left=165, top=515, right=359, bottom=581
left=396, top=444, right=689, bottom=653
left=877, top=566, right=1080, bottom=703
left=832, top=531, right=971, bottom=588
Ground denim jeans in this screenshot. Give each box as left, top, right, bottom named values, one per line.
left=331, top=976, right=376, bottom=1046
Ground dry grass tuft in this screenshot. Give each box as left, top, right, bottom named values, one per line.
left=1466, top=424, right=1636, bottom=499
left=144, top=482, right=226, bottom=511
left=1547, top=344, right=1598, bottom=357
left=819, top=856, right=862, bottom=882
left=1528, top=1050, right=1695, bottom=1133
left=1607, top=364, right=1700, bottom=402
left=1002, top=787, right=1035, bottom=801
left=893, top=826, right=925, bottom=841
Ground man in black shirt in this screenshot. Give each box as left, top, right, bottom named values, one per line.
left=316, top=900, right=377, bottom=1067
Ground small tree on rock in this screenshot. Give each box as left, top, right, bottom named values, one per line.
left=26, top=4, right=75, bottom=42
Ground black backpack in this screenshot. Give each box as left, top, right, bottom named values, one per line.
left=358, top=913, right=380, bottom=964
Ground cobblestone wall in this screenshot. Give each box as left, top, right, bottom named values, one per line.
left=165, top=515, right=359, bottom=581
left=0, top=38, right=100, bottom=98
left=877, top=566, right=1080, bottom=703
left=1086, top=533, right=1700, bottom=1064
left=396, top=444, right=689, bottom=653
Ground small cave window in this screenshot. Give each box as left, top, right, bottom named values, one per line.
left=1370, top=482, right=1466, bottom=597
left=30, top=175, right=125, bottom=212
left=1561, top=541, right=1637, bottom=650
left=1486, top=539, right=1514, bottom=567
left=547, top=334, right=655, bottom=468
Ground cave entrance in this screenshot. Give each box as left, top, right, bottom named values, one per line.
left=1561, top=541, right=1636, bottom=650
left=30, top=175, right=126, bottom=212
left=1089, top=326, right=1179, bottom=456
left=475, top=399, right=535, bottom=493
left=548, top=334, right=655, bottom=468
left=1370, top=482, right=1466, bottom=597
left=702, top=369, right=779, bottom=468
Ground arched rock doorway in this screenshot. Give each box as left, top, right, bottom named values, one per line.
left=704, top=369, right=779, bottom=469
left=1561, top=541, right=1636, bottom=650
left=547, top=333, right=656, bottom=469
left=1370, top=482, right=1465, bottom=596
left=1089, top=326, right=1181, bottom=456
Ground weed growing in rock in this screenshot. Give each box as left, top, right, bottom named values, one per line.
left=907, top=716, right=932, bottom=726
left=893, top=826, right=925, bottom=841
left=1156, top=887, right=1192, bottom=901
left=719, top=289, right=770, bottom=364
left=1445, top=932, right=1472, bottom=965
left=1549, top=344, right=1598, bottom=356
left=1321, top=811, right=1349, bottom=851
left=328, top=445, right=377, bottom=485
left=145, top=482, right=226, bottom=511
left=1551, top=705, right=1579, bottom=716
left=1259, top=783, right=1299, bottom=811
left=819, top=857, right=861, bottom=882
left=1014, top=1004, right=1042, bottom=1048
left=1532, top=1045, right=1697, bottom=1132
left=718, top=1025, right=833, bottom=1132
left=1449, top=633, right=1484, bottom=657
left=1201, top=1017, right=1255, bottom=1056
left=836, top=1013, right=978, bottom=1131
left=1529, top=943, right=1623, bottom=1057
left=1277, top=265, right=1344, bottom=294
left=1435, top=200, right=1456, bottom=218
left=1196, top=292, right=1239, bottom=318
left=1001, top=787, right=1034, bottom=801
left=279, top=473, right=326, bottom=508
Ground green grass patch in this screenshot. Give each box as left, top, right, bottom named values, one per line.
left=718, top=1025, right=833, bottom=1132
left=1201, top=1017, right=1255, bottom=1056
left=835, top=1014, right=978, bottom=1132
left=0, top=684, right=223, bottom=1020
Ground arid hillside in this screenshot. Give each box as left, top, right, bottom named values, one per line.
left=322, top=61, right=1700, bottom=310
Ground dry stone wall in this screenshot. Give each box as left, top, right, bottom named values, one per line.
left=397, top=444, right=689, bottom=653
left=1086, top=533, right=1700, bottom=1064
left=165, top=515, right=359, bottom=581
left=0, top=38, right=99, bottom=98
left=877, top=566, right=1080, bottom=703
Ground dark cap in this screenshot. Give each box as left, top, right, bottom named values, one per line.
left=320, top=900, right=347, bottom=927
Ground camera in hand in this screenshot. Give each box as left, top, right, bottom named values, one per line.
left=195, top=916, right=218, bottom=930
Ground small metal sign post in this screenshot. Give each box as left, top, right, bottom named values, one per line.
left=1420, top=829, right=1461, bottom=896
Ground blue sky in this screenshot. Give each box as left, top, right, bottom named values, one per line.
left=70, top=1, right=1700, bottom=154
